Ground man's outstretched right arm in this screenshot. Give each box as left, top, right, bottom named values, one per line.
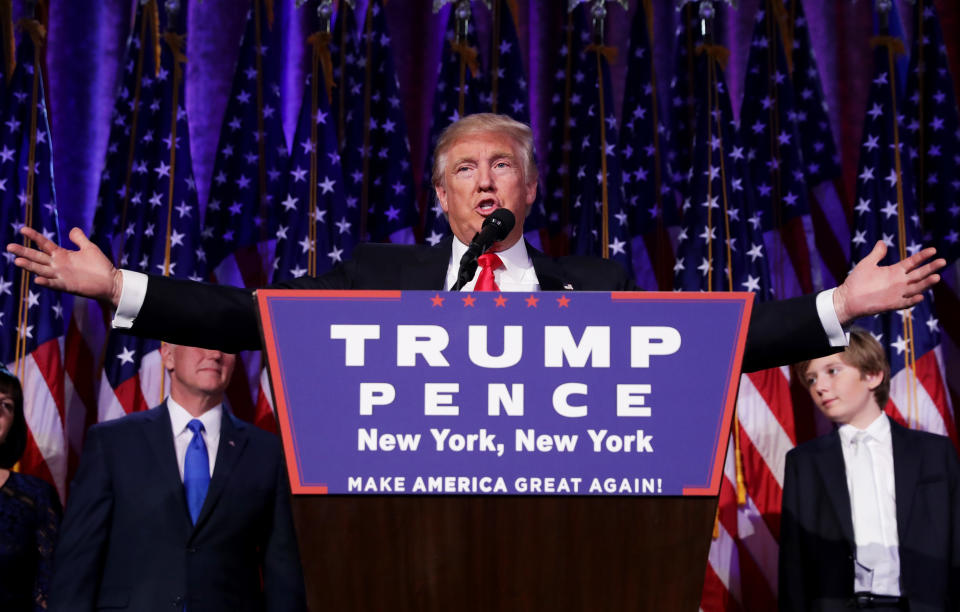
left=7, top=226, right=265, bottom=352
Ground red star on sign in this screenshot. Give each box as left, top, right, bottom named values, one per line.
left=431, top=293, right=445, bottom=307
left=462, top=295, right=476, bottom=307
left=525, top=295, right=539, bottom=307
left=494, top=294, right=508, bottom=307
left=556, top=295, right=570, bottom=308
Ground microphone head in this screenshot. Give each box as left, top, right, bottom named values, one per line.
left=481, top=208, right=516, bottom=242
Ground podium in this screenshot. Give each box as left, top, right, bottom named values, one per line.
left=258, top=290, right=751, bottom=610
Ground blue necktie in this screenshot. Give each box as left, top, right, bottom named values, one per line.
left=183, top=419, right=210, bottom=524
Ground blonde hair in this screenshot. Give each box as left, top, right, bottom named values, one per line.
left=432, top=113, right=538, bottom=187
left=794, top=327, right=891, bottom=407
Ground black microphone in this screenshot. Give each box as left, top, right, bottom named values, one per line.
left=451, top=208, right=516, bottom=291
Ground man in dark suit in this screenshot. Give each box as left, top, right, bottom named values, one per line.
left=48, top=343, right=307, bottom=612
left=780, top=329, right=960, bottom=611
left=6, top=113, right=946, bottom=370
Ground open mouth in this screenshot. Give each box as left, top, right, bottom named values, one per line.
left=475, top=199, right=499, bottom=215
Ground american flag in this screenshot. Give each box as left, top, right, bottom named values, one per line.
left=563, top=3, right=632, bottom=275
left=740, top=3, right=815, bottom=300
left=0, top=24, right=67, bottom=500
left=666, top=3, right=700, bottom=202
left=482, top=0, right=545, bottom=244
left=336, top=0, right=417, bottom=245
left=422, top=1, right=487, bottom=246
left=903, top=0, right=960, bottom=435
left=201, top=0, right=286, bottom=289
left=262, top=17, right=348, bottom=431
left=96, top=5, right=205, bottom=423
left=198, top=0, right=287, bottom=433
left=671, top=15, right=793, bottom=612
left=851, top=12, right=956, bottom=445
left=275, top=16, right=346, bottom=281
left=541, top=10, right=588, bottom=251
left=785, top=0, right=850, bottom=292
left=80, top=0, right=165, bottom=485
left=619, top=1, right=676, bottom=290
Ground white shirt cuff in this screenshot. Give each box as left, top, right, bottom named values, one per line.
left=816, top=288, right=848, bottom=347
left=112, top=270, right=148, bottom=330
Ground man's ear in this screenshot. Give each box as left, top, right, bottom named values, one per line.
left=524, top=179, right=538, bottom=207
left=159, top=343, right=174, bottom=372
left=435, top=182, right=449, bottom=215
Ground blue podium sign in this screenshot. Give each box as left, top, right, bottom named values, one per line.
left=258, top=290, right=752, bottom=496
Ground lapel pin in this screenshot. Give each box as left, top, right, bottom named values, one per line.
left=563, top=283, right=574, bottom=290
left=228, top=440, right=235, bottom=447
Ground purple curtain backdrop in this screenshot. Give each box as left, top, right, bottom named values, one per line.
left=19, top=0, right=960, bottom=238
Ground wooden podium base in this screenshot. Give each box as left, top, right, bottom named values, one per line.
left=292, top=496, right=716, bottom=611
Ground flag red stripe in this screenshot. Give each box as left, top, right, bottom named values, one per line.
left=746, top=369, right=796, bottom=444
left=112, top=375, right=150, bottom=415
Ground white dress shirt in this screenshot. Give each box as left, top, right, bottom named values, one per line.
left=111, top=243, right=847, bottom=346
left=444, top=237, right=540, bottom=291
left=167, top=396, right=221, bottom=480
left=838, top=413, right=901, bottom=595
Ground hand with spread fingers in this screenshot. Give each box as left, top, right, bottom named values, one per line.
left=6, top=226, right=123, bottom=308
left=833, top=240, right=946, bottom=325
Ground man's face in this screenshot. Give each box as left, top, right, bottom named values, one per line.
left=803, top=355, right=883, bottom=428
left=161, top=344, right=236, bottom=404
left=434, top=130, right=537, bottom=250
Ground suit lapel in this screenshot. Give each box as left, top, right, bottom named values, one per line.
left=192, top=412, right=249, bottom=534
left=142, top=402, right=193, bottom=533
left=401, top=236, right=451, bottom=290
left=814, top=430, right=856, bottom=546
left=890, top=418, right=920, bottom=538
left=527, top=242, right=571, bottom=291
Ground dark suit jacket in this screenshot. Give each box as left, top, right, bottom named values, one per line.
left=127, top=237, right=837, bottom=373
left=49, top=402, right=306, bottom=612
left=779, top=417, right=960, bottom=612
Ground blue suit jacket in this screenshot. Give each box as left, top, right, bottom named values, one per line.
left=49, top=402, right=306, bottom=611
left=779, top=417, right=960, bottom=611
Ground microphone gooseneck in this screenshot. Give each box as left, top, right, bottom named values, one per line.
left=451, top=209, right=516, bottom=291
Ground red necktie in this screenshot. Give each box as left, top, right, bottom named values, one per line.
left=474, top=253, right=503, bottom=291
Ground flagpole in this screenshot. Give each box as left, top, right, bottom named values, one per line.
left=306, top=1, right=337, bottom=276
left=696, top=0, right=746, bottom=510
left=253, top=0, right=270, bottom=280
left=874, top=3, right=919, bottom=428
left=118, top=0, right=158, bottom=266
left=915, top=0, right=927, bottom=228
left=160, top=0, right=186, bottom=404
left=359, top=0, right=374, bottom=241
left=560, top=11, right=574, bottom=242
left=765, top=0, right=788, bottom=300
left=14, top=14, right=45, bottom=386
left=643, top=0, right=671, bottom=290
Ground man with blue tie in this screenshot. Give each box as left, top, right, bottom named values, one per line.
left=48, top=344, right=306, bottom=612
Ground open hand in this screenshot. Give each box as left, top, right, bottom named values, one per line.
left=6, top=227, right=124, bottom=308
left=833, top=240, right=945, bottom=324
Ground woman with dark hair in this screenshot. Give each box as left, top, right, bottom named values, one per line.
left=0, top=366, right=61, bottom=610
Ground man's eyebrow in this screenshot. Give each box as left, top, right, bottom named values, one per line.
left=451, top=151, right=516, bottom=168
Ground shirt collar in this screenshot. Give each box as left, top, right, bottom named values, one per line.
left=167, top=395, right=223, bottom=437
left=450, top=236, right=532, bottom=273
left=838, top=412, right=890, bottom=447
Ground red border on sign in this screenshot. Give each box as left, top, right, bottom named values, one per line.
left=261, top=290, right=753, bottom=497
left=610, top=292, right=754, bottom=496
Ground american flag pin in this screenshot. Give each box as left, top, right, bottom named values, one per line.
left=228, top=440, right=235, bottom=447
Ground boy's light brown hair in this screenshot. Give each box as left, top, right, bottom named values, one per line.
left=793, top=327, right=891, bottom=408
